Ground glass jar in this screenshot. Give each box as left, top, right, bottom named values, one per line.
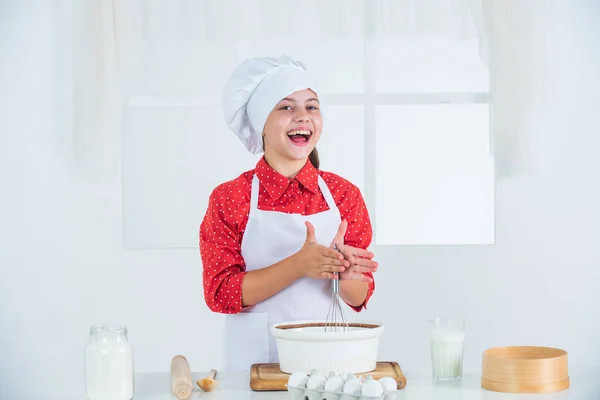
left=85, top=324, right=134, bottom=400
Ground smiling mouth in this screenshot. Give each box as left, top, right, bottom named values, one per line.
left=287, top=130, right=312, bottom=145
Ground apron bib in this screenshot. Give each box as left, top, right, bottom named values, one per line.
left=222, top=173, right=341, bottom=371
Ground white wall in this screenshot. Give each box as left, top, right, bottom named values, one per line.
left=1, top=1, right=599, bottom=398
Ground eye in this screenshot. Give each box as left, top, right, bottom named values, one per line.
left=307, top=105, right=319, bottom=110
left=278, top=105, right=292, bottom=110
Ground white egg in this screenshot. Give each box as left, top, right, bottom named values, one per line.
left=310, top=369, right=330, bottom=378
left=378, top=376, right=397, bottom=392
left=328, top=371, right=339, bottom=379
left=324, top=376, right=344, bottom=392
left=361, top=380, right=384, bottom=397
left=287, top=371, right=308, bottom=388
left=343, top=373, right=357, bottom=382
left=306, top=374, right=326, bottom=390
left=343, top=379, right=363, bottom=395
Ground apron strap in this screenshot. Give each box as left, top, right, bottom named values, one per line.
left=250, top=174, right=260, bottom=214
left=317, top=175, right=340, bottom=218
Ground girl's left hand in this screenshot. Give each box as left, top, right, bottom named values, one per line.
left=330, top=220, right=378, bottom=282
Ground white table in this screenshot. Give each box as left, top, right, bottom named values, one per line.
left=23, top=370, right=598, bottom=400
left=131, top=370, right=595, bottom=400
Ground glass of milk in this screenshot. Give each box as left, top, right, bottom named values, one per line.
left=429, top=317, right=465, bottom=381
left=85, top=324, right=134, bottom=400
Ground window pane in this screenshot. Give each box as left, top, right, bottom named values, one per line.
left=375, top=38, right=489, bottom=93
left=121, top=106, right=261, bottom=249
left=121, top=38, right=364, bottom=97
left=120, top=105, right=364, bottom=249
left=375, top=104, right=494, bottom=245
left=317, top=106, right=365, bottom=193
left=121, top=0, right=365, bottom=95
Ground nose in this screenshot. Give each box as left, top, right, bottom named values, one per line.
left=294, top=108, right=310, bottom=122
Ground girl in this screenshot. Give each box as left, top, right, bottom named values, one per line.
left=200, top=55, right=378, bottom=371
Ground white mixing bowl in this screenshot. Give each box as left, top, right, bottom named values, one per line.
left=270, top=320, right=385, bottom=374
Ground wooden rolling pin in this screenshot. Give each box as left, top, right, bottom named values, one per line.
left=170, top=355, right=193, bottom=400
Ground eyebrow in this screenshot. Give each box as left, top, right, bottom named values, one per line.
left=280, top=97, right=320, bottom=103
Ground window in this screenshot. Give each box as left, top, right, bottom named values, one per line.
left=119, top=9, right=494, bottom=249
left=370, top=38, right=494, bottom=245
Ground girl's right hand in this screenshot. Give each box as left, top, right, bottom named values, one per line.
left=294, top=221, right=349, bottom=280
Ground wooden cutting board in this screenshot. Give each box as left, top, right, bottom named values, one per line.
left=249, top=361, right=407, bottom=391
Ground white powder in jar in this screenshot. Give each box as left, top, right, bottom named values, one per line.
left=85, top=325, right=134, bottom=400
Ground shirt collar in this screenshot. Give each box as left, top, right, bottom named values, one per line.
left=254, top=156, right=320, bottom=201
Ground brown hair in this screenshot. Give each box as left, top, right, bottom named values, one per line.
left=308, top=148, right=320, bottom=169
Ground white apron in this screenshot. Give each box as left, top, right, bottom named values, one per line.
left=223, top=173, right=341, bottom=371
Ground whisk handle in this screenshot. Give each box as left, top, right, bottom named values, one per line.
left=331, top=244, right=342, bottom=294
left=332, top=273, right=340, bottom=293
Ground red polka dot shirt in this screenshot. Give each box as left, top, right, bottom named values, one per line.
left=199, top=156, right=375, bottom=314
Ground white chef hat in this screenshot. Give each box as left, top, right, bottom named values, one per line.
left=222, top=55, right=321, bottom=154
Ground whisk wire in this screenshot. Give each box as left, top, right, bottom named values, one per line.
left=324, top=245, right=349, bottom=332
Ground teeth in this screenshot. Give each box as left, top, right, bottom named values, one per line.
left=287, top=130, right=311, bottom=136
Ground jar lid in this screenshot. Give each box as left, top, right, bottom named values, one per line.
left=90, top=324, right=128, bottom=335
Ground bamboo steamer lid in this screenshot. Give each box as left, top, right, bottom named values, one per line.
left=481, top=346, right=569, bottom=394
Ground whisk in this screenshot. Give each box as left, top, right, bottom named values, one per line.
left=324, top=244, right=349, bottom=332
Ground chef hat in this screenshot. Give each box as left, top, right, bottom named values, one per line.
left=222, top=55, right=321, bottom=154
